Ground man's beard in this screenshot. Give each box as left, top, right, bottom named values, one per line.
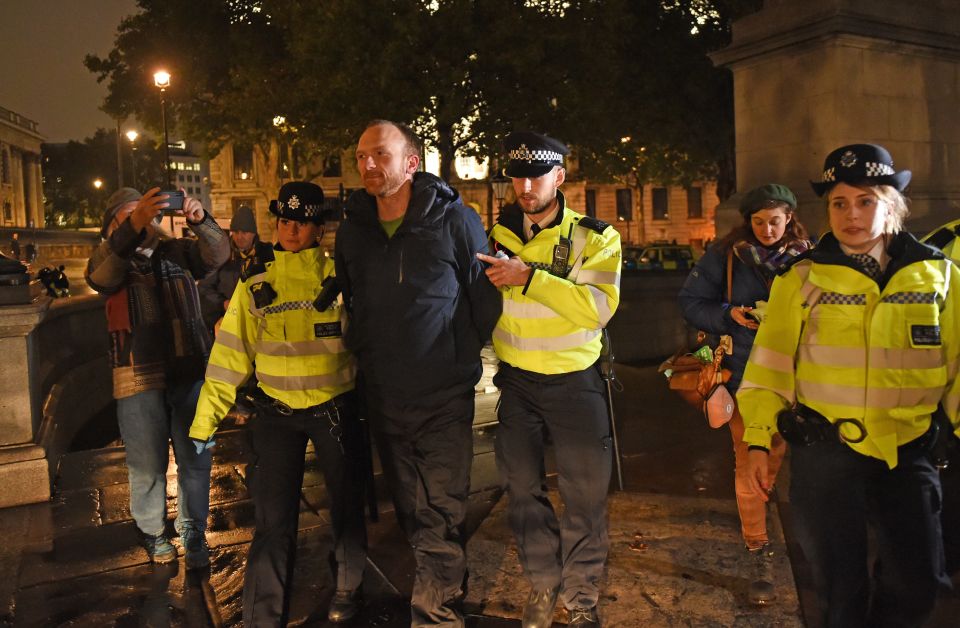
left=364, top=170, right=407, bottom=198
left=519, top=194, right=554, bottom=215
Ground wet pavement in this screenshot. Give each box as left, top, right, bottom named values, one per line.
left=0, top=359, right=958, bottom=627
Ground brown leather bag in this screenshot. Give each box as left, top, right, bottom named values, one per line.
left=660, top=249, right=735, bottom=427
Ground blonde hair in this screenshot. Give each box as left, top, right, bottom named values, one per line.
left=825, top=183, right=910, bottom=234
left=874, top=185, right=910, bottom=234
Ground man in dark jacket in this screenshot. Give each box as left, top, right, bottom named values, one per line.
left=86, top=186, right=229, bottom=569
left=335, top=120, right=500, bottom=627
left=198, top=204, right=272, bottom=332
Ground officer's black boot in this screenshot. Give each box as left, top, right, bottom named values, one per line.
left=522, top=585, right=559, bottom=628
left=748, top=543, right=776, bottom=605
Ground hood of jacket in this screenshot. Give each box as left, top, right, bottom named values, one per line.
left=344, top=172, right=461, bottom=233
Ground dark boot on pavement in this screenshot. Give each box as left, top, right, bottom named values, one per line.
left=180, top=526, right=210, bottom=570
left=748, top=543, right=776, bottom=605
left=328, top=588, right=362, bottom=624
left=568, top=606, right=601, bottom=627
left=522, top=585, right=559, bottom=628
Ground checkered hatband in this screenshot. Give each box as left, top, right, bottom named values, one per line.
left=509, top=144, right=563, bottom=164
left=865, top=162, right=896, bottom=177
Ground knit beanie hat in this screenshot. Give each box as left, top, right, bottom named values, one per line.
left=101, top=187, right=142, bottom=236
left=230, top=205, right=258, bottom=234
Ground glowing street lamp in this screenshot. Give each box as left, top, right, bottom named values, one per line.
left=91, top=178, right=104, bottom=228
left=125, top=130, right=139, bottom=188
left=153, top=70, right=172, bottom=188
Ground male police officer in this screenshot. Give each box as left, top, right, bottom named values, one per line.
left=335, top=120, right=500, bottom=627
left=190, top=182, right=367, bottom=626
left=478, top=132, right=622, bottom=628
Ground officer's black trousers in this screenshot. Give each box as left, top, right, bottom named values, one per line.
left=242, top=392, right=368, bottom=627
left=494, top=363, right=612, bottom=611
left=790, top=433, right=949, bottom=628
left=368, top=390, right=474, bottom=628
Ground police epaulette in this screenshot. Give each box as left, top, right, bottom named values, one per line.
left=577, top=216, right=610, bottom=234
left=777, top=249, right=813, bottom=275
left=240, top=248, right=275, bottom=281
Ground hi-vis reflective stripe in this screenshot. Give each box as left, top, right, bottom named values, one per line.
left=750, top=345, right=795, bottom=372
left=576, top=269, right=620, bottom=287
left=503, top=299, right=557, bottom=319
left=873, top=386, right=942, bottom=408
left=258, top=369, right=355, bottom=391
left=797, top=345, right=945, bottom=370
left=206, top=363, right=248, bottom=386
left=567, top=228, right=590, bottom=277
left=255, top=338, right=347, bottom=356
left=216, top=328, right=246, bottom=353
left=739, top=378, right=795, bottom=404
left=589, top=285, right=613, bottom=326
left=494, top=327, right=599, bottom=351
left=797, top=380, right=942, bottom=408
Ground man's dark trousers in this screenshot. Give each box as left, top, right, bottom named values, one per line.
left=368, top=390, right=474, bottom=627
left=242, top=392, right=368, bottom=627
left=494, top=363, right=612, bottom=611
left=790, top=433, right=949, bottom=628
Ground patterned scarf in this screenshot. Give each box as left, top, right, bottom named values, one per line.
left=732, top=239, right=811, bottom=278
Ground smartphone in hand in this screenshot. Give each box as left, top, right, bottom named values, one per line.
left=159, top=189, right=185, bottom=211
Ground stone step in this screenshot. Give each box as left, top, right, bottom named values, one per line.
left=27, top=413, right=503, bottom=588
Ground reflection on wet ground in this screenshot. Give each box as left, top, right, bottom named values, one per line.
left=1, top=363, right=957, bottom=626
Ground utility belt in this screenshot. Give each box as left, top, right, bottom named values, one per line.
left=244, top=388, right=354, bottom=452
left=777, top=404, right=943, bottom=462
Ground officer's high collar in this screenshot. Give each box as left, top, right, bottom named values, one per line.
left=811, top=231, right=943, bottom=286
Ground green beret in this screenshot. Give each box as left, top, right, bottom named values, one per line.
left=739, top=184, right=797, bottom=217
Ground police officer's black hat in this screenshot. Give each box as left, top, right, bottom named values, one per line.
left=811, top=143, right=911, bottom=197
left=504, top=131, right=569, bottom=178
left=268, top=181, right=324, bottom=224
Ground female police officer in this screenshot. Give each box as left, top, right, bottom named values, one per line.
left=190, top=182, right=366, bottom=626
left=738, top=144, right=957, bottom=627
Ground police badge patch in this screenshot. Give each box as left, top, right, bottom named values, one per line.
left=315, top=322, right=342, bottom=338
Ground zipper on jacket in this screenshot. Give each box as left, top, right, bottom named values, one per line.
left=399, top=244, right=404, bottom=283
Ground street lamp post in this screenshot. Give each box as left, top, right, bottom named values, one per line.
left=491, top=174, right=511, bottom=225
left=125, top=130, right=139, bottom=189
left=153, top=70, right=174, bottom=232
left=153, top=71, right=172, bottom=188
left=92, top=178, right=104, bottom=229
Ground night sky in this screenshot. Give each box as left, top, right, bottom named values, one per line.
left=0, top=0, right=139, bottom=142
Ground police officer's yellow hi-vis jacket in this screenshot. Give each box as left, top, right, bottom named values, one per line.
left=489, top=193, right=621, bottom=374
left=922, top=218, right=960, bottom=265
left=189, top=246, right=355, bottom=442
left=738, top=232, right=960, bottom=468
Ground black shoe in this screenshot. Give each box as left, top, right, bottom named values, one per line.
left=747, top=543, right=776, bottom=605
left=568, top=606, right=600, bottom=627
left=522, top=585, right=559, bottom=628
left=180, top=526, right=210, bottom=570
left=328, top=588, right=361, bottom=624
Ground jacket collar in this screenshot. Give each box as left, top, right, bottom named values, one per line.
left=345, top=172, right=460, bottom=233
left=811, top=231, right=944, bottom=287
